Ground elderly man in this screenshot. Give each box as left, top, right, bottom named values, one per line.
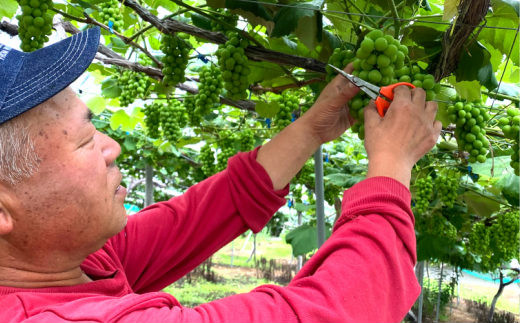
left=0, top=27, right=441, bottom=322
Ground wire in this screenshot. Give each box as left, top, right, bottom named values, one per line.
left=227, top=0, right=519, bottom=31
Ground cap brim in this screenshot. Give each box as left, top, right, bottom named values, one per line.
left=0, top=27, right=100, bottom=124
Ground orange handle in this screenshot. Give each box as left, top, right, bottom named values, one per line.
left=375, top=82, right=416, bottom=117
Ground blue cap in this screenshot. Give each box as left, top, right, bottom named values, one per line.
left=0, top=27, right=100, bottom=124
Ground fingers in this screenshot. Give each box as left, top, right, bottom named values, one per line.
left=411, top=87, right=426, bottom=108
left=425, top=101, right=438, bottom=120
left=392, top=85, right=412, bottom=102
left=325, top=63, right=360, bottom=106
left=363, top=100, right=380, bottom=128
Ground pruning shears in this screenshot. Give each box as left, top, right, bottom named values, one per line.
left=328, top=64, right=415, bottom=117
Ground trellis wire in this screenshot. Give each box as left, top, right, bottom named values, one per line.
left=225, top=0, right=519, bottom=31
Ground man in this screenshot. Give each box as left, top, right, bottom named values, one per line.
left=0, top=27, right=441, bottom=322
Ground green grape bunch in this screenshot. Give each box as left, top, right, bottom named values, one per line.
left=182, top=95, right=200, bottom=126
left=434, top=173, right=459, bottom=208
left=143, top=101, right=162, bottom=138
left=413, top=176, right=433, bottom=214
left=160, top=99, right=187, bottom=144
left=210, top=10, right=238, bottom=32
left=16, top=0, right=55, bottom=52
left=468, top=222, right=490, bottom=255
left=497, top=107, right=520, bottom=175
left=489, top=211, right=520, bottom=260
left=194, top=65, right=223, bottom=118
left=199, top=143, right=216, bottom=178
left=425, top=214, right=458, bottom=243
left=98, top=0, right=124, bottom=32
left=216, top=130, right=237, bottom=171
left=117, top=70, right=150, bottom=106
left=161, top=34, right=191, bottom=86
left=447, top=99, right=491, bottom=163
left=216, top=32, right=251, bottom=100
left=236, top=128, right=255, bottom=152
left=326, top=48, right=355, bottom=82
left=275, top=91, right=299, bottom=129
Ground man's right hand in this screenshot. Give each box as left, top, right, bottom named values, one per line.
left=364, top=86, right=442, bottom=188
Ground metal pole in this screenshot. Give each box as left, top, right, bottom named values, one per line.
left=313, top=145, right=326, bottom=248
left=297, top=211, right=303, bottom=270
left=416, top=261, right=425, bottom=323
left=435, top=262, right=444, bottom=323
left=145, top=163, right=154, bottom=207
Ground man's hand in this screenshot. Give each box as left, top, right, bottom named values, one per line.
left=364, top=86, right=442, bottom=188
left=299, top=63, right=359, bottom=144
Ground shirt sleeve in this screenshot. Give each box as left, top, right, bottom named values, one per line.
left=117, top=176, right=420, bottom=323
left=109, top=148, right=289, bottom=293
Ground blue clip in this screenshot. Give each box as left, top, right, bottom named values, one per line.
left=411, top=201, right=416, bottom=207
left=325, top=153, right=329, bottom=163
left=108, top=20, right=115, bottom=34
left=288, top=199, right=293, bottom=208
left=265, top=118, right=271, bottom=129
left=291, top=113, right=296, bottom=122
left=197, top=53, right=209, bottom=63
left=467, top=166, right=472, bottom=173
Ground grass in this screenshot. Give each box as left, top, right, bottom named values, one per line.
left=457, top=283, right=520, bottom=314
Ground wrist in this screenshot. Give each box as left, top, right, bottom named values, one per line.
left=296, top=113, right=325, bottom=147
left=366, top=157, right=412, bottom=189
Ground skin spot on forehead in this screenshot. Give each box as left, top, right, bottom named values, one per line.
left=62, top=130, right=68, bottom=136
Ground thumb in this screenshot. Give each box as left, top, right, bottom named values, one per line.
left=363, top=100, right=381, bottom=128
left=325, top=64, right=360, bottom=107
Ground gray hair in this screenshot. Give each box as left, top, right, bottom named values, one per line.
left=0, top=115, right=40, bottom=186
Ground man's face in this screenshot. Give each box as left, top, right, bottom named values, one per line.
left=7, top=88, right=127, bottom=262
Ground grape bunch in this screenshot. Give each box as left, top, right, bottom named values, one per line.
left=117, top=70, right=150, bottom=106
left=98, top=0, right=124, bottom=32
left=199, top=143, right=216, bottom=177
left=161, top=34, right=191, bottom=86
left=195, top=65, right=223, bottom=117
left=497, top=107, right=520, bottom=175
left=182, top=95, right=200, bottom=126
left=326, top=48, right=355, bottom=82
left=413, top=176, right=433, bottom=214
left=396, top=65, right=441, bottom=101
left=489, top=211, right=520, bottom=260
left=275, top=91, right=299, bottom=129
left=447, top=100, right=491, bottom=163
left=216, top=130, right=237, bottom=171
left=159, top=100, right=187, bottom=143
left=143, top=101, right=162, bottom=138
left=434, top=173, right=459, bottom=208
left=425, top=214, right=458, bottom=243
left=16, top=0, right=55, bottom=52
left=266, top=212, right=288, bottom=237
left=236, top=128, right=255, bottom=151
left=210, top=10, right=238, bottom=32
left=216, top=32, right=251, bottom=100
left=468, top=222, right=490, bottom=255
left=295, top=161, right=315, bottom=189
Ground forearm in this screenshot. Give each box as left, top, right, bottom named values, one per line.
left=256, top=119, right=321, bottom=190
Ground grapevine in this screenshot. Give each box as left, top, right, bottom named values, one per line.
left=16, top=0, right=55, bottom=52
left=447, top=99, right=491, bottom=163
left=489, top=211, right=520, bottom=261
left=468, top=222, right=490, bottom=255
left=199, top=143, right=216, bottom=177
left=216, top=32, right=251, bottom=100
left=210, top=10, right=238, bottom=32
left=326, top=48, right=355, bottom=82
left=182, top=95, right=200, bottom=126
left=275, top=91, right=299, bottom=129
left=194, top=65, right=223, bottom=117
left=117, top=70, right=150, bottom=106
left=413, top=176, right=433, bottom=214
left=425, top=214, right=458, bottom=243
left=434, top=172, right=459, bottom=208
left=216, top=130, right=236, bottom=171
left=161, top=34, right=191, bottom=86
left=143, top=101, right=162, bottom=138
left=98, top=0, right=124, bottom=32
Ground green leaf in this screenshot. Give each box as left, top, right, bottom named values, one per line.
left=86, top=96, right=106, bottom=115
left=101, top=77, right=121, bottom=98
left=255, top=100, right=280, bottom=118
left=247, top=61, right=286, bottom=84
left=144, top=0, right=178, bottom=12
left=498, top=175, right=520, bottom=206
left=271, top=2, right=319, bottom=38
left=225, top=0, right=272, bottom=21
left=324, top=173, right=349, bottom=186
left=148, top=36, right=161, bottom=51
left=469, top=156, right=511, bottom=177
left=190, top=12, right=212, bottom=30
left=477, top=63, right=499, bottom=90
left=110, top=109, right=138, bottom=131
left=455, top=41, right=498, bottom=90
left=462, top=190, right=501, bottom=218
left=108, top=36, right=128, bottom=54
left=294, top=13, right=321, bottom=51
left=293, top=202, right=316, bottom=212
left=285, top=223, right=331, bottom=256
left=448, top=76, right=481, bottom=101
left=443, top=0, right=460, bottom=21
left=0, top=0, right=18, bottom=19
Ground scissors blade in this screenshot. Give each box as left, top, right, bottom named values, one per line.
left=327, top=64, right=380, bottom=100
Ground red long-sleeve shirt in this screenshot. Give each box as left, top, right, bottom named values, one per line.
left=0, top=149, right=420, bottom=322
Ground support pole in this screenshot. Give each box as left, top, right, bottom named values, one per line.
left=435, top=262, right=444, bottom=323
left=313, top=146, right=326, bottom=248
left=145, top=163, right=154, bottom=207
left=297, top=211, right=303, bottom=270
left=416, top=261, right=425, bottom=323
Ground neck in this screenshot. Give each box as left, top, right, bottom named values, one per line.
left=0, top=264, right=92, bottom=288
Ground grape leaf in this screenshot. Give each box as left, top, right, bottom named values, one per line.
left=255, top=101, right=280, bottom=118
left=0, top=0, right=18, bottom=19
left=190, top=12, right=212, bottom=30
left=285, top=223, right=331, bottom=256
left=448, top=77, right=481, bottom=101
left=101, top=77, right=121, bottom=98
left=271, top=2, right=321, bottom=38
left=463, top=191, right=501, bottom=218
left=443, top=0, right=461, bottom=21
left=86, top=96, right=106, bottom=115
left=455, top=41, right=498, bottom=90
left=498, top=175, right=520, bottom=206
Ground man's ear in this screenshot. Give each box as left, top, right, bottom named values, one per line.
left=0, top=186, right=15, bottom=235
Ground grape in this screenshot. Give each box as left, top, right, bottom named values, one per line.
left=161, top=34, right=191, bottom=86
left=275, top=91, right=299, bottom=129
left=210, top=10, right=238, bottom=32
left=160, top=99, right=187, bottom=143
left=183, top=95, right=200, bottom=126
left=497, top=107, right=520, bottom=175
left=117, top=70, right=150, bottom=106
left=194, top=65, right=223, bottom=118
left=413, top=176, right=433, bottom=214
left=199, top=143, right=216, bottom=177
left=325, top=48, right=355, bottom=82
left=434, top=173, right=459, bottom=208
left=143, top=101, right=162, bottom=138
left=16, top=0, right=55, bottom=52
left=98, top=0, right=123, bottom=32
left=235, top=128, right=255, bottom=151
left=468, top=222, right=490, bottom=255
left=489, top=211, right=520, bottom=261
left=447, top=99, right=490, bottom=163
left=216, top=130, right=236, bottom=172
left=426, top=214, right=457, bottom=243
left=216, top=32, right=250, bottom=100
